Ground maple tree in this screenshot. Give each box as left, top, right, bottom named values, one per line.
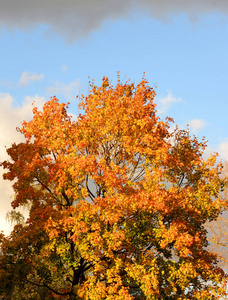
left=0, top=76, right=227, bottom=299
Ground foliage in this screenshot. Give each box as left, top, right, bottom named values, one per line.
left=0, top=76, right=227, bottom=299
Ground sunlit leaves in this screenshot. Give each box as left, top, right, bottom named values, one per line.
left=0, top=76, right=227, bottom=299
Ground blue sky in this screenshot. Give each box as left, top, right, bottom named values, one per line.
left=1, top=0, right=228, bottom=235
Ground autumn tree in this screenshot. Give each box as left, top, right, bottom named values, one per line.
left=0, top=76, right=227, bottom=299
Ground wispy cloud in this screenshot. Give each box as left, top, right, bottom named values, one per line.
left=47, top=79, right=81, bottom=99
left=19, top=71, right=44, bottom=86
left=0, top=0, right=227, bottom=40
left=189, top=118, right=207, bottom=134
left=157, top=92, right=182, bottom=114
left=62, top=65, right=68, bottom=72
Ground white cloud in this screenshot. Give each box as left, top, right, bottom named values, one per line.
left=19, top=71, right=44, bottom=86
left=217, top=140, right=228, bottom=161
left=0, top=93, right=45, bottom=159
left=0, top=0, right=227, bottom=40
left=189, top=118, right=207, bottom=134
left=157, top=92, right=182, bottom=114
left=0, top=93, right=46, bottom=236
left=47, top=79, right=81, bottom=100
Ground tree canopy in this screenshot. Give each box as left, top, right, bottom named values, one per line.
left=0, top=76, right=227, bottom=299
